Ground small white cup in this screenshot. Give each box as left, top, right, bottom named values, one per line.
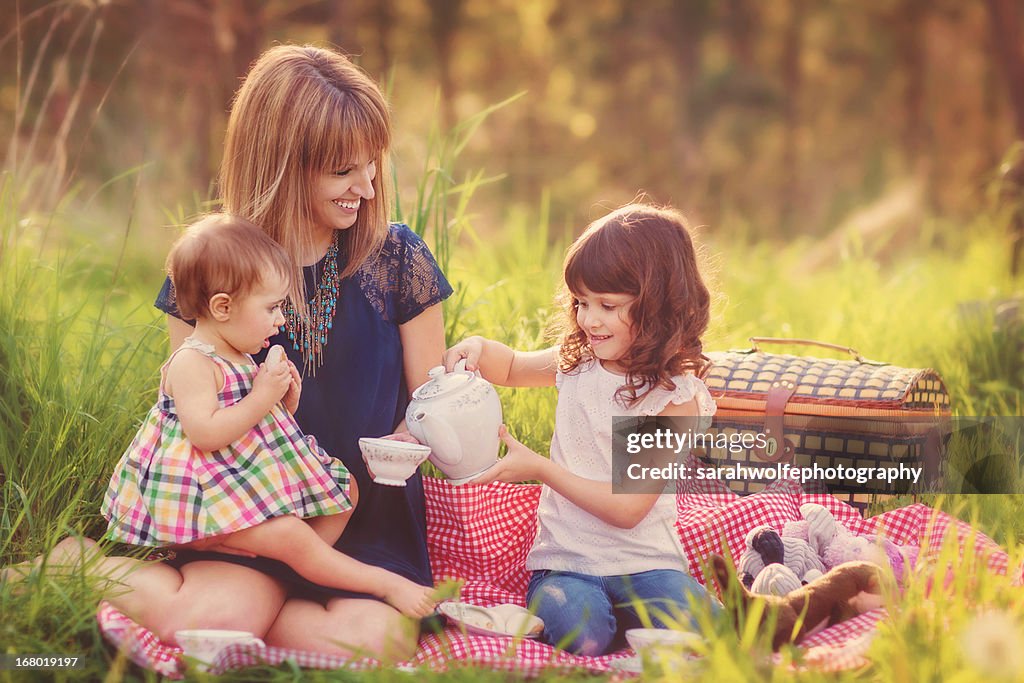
left=174, top=629, right=265, bottom=671
left=359, top=437, right=432, bottom=486
left=625, top=627, right=703, bottom=654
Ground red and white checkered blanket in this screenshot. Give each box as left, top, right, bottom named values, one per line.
left=97, top=477, right=1011, bottom=677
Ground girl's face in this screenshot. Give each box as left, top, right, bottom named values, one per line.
left=312, top=155, right=377, bottom=234
left=573, top=286, right=636, bottom=373
left=221, top=271, right=288, bottom=356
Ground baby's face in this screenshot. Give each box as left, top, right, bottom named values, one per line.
left=222, top=272, right=288, bottom=355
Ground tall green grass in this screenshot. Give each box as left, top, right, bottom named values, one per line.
left=0, top=174, right=166, bottom=680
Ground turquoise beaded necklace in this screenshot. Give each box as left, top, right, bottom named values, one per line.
left=281, top=234, right=340, bottom=375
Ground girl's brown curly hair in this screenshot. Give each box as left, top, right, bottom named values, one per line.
left=557, top=203, right=711, bottom=407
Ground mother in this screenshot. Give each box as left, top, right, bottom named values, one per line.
left=81, top=44, right=449, bottom=661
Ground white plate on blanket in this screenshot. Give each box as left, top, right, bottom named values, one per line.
left=438, top=601, right=543, bottom=639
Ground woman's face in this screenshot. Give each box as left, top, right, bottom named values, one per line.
left=312, top=155, right=377, bottom=233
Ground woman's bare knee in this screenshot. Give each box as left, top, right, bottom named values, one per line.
left=143, top=563, right=286, bottom=643
left=266, top=598, right=418, bottom=662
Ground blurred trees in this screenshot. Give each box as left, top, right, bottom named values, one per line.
left=1, top=0, right=1022, bottom=240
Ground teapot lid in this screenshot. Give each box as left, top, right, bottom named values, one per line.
left=411, top=365, right=474, bottom=400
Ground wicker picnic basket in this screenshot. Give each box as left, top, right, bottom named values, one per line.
left=699, top=338, right=951, bottom=508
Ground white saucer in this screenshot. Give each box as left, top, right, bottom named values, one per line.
left=437, top=601, right=542, bottom=639
left=373, top=477, right=411, bottom=487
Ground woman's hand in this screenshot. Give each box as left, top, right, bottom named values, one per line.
left=381, top=575, right=437, bottom=619
left=365, top=432, right=422, bottom=482
left=251, top=359, right=292, bottom=405
left=443, top=336, right=486, bottom=372
left=380, top=431, right=421, bottom=444
left=468, top=425, right=550, bottom=485
left=281, top=360, right=302, bottom=414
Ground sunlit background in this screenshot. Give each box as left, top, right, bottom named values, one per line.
left=4, top=0, right=1023, bottom=253
left=5, top=5, right=1024, bottom=679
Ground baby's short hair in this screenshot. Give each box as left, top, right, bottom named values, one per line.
left=167, top=214, right=293, bottom=320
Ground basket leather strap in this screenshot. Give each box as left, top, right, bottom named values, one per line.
left=753, top=381, right=797, bottom=463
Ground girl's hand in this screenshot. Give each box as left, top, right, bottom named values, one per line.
left=381, top=576, right=437, bottom=619
left=251, top=359, right=291, bottom=405
left=443, top=336, right=485, bottom=372
left=468, top=425, right=549, bottom=485
left=282, top=360, right=302, bottom=414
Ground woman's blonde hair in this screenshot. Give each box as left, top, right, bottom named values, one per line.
left=220, top=45, right=392, bottom=313
left=167, top=214, right=293, bottom=321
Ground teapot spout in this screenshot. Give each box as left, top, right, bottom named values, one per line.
left=407, top=410, right=464, bottom=467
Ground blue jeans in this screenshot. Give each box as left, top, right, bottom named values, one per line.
left=526, top=569, right=720, bottom=656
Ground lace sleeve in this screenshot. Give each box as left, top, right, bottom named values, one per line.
left=394, top=224, right=454, bottom=324
left=154, top=276, right=194, bottom=324
left=639, top=374, right=717, bottom=423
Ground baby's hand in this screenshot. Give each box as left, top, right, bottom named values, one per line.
left=382, top=576, right=437, bottom=619
left=251, top=359, right=291, bottom=405
left=178, top=536, right=258, bottom=558
left=443, top=336, right=485, bottom=372
left=281, top=360, right=302, bottom=414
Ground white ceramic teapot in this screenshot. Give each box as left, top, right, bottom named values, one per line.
left=406, top=360, right=502, bottom=483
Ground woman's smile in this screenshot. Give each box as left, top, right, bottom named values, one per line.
left=332, top=198, right=360, bottom=213
left=314, top=158, right=376, bottom=232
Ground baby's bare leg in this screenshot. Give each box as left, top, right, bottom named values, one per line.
left=220, top=516, right=435, bottom=618
left=306, top=475, right=359, bottom=544
left=307, top=514, right=350, bottom=545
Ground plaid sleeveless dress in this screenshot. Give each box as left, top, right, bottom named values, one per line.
left=102, top=337, right=352, bottom=546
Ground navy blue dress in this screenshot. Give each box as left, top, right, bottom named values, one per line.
left=156, top=223, right=453, bottom=599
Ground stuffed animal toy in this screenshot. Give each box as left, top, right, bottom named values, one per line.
left=786, top=503, right=916, bottom=583
left=741, top=505, right=918, bottom=599
left=709, top=554, right=888, bottom=651
left=737, top=525, right=826, bottom=594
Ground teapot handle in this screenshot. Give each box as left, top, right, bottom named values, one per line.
left=454, top=357, right=483, bottom=378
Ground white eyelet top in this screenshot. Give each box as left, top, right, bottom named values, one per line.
left=525, top=360, right=716, bottom=575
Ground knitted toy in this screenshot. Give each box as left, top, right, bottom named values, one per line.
left=785, top=503, right=916, bottom=584
left=710, top=553, right=888, bottom=650
left=741, top=504, right=918, bottom=597
left=737, top=525, right=826, bottom=596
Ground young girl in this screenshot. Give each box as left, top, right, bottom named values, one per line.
left=443, top=203, right=720, bottom=655
left=102, top=214, right=436, bottom=619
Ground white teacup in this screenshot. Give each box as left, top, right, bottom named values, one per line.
left=358, top=437, right=432, bottom=486
left=174, top=629, right=265, bottom=671
left=625, top=627, right=702, bottom=653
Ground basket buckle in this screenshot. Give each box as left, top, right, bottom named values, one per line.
left=753, top=380, right=797, bottom=463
